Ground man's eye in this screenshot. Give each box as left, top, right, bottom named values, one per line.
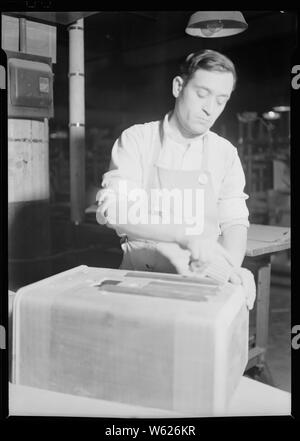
left=197, top=90, right=208, bottom=98
left=217, top=98, right=227, bottom=105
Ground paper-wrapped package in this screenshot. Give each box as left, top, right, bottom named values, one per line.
left=11, top=265, right=249, bottom=416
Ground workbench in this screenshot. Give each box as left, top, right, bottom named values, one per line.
left=244, top=224, right=290, bottom=382
left=8, top=376, right=291, bottom=417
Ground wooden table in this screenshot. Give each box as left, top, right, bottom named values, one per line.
left=8, top=377, right=291, bottom=417
left=244, top=224, right=290, bottom=381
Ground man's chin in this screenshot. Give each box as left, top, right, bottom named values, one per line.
left=191, top=123, right=209, bottom=136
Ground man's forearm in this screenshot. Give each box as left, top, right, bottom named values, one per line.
left=101, top=193, right=190, bottom=243
left=219, top=224, right=248, bottom=267
left=102, top=198, right=185, bottom=243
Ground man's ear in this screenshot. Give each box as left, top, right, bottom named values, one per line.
left=172, top=76, right=184, bottom=98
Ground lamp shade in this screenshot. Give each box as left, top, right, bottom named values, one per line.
left=263, top=111, right=281, bottom=121
left=186, top=11, right=248, bottom=38
left=273, top=105, right=290, bottom=112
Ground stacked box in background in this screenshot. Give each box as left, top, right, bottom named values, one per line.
left=1, top=15, right=19, bottom=51
left=1, top=14, right=56, bottom=63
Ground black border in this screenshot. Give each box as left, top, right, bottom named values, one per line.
left=0, top=3, right=299, bottom=434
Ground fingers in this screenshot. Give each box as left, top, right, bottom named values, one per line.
left=188, top=239, right=201, bottom=261
left=96, top=194, right=113, bottom=224
left=234, top=267, right=256, bottom=310
left=99, top=198, right=110, bottom=215
left=97, top=188, right=116, bottom=203
left=186, top=238, right=214, bottom=263
left=183, top=238, right=224, bottom=267
left=189, top=260, right=209, bottom=278
left=95, top=189, right=103, bottom=202
left=96, top=188, right=109, bottom=204
left=156, top=243, right=190, bottom=274
left=229, top=271, right=242, bottom=285
left=194, top=239, right=229, bottom=265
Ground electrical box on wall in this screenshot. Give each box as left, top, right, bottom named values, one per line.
left=6, top=50, right=54, bottom=119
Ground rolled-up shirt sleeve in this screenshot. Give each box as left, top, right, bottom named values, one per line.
left=96, top=126, right=144, bottom=228
left=218, top=147, right=250, bottom=232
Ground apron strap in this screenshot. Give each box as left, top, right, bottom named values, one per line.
left=144, top=120, right=164, bottom=193
left=200, top=133, right=210, bottom=172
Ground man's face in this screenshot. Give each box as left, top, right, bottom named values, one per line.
left=173, top=68, right=234, bottom=137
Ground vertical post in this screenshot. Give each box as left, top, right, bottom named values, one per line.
left=19, top=18, right=27, bottom=52
left=246, top=122, right=253, bottom=194
left=287, top=110, right=290, bottom=143
left=68, top=18, right=85, bottom=224
left=255, top=256, right=272, bottom=362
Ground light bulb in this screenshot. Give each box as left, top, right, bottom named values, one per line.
left=201, top=20, right=224, bottom=37
left=263, top=111, right=280, bottom=121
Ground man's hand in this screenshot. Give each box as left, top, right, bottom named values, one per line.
left=229, top=267, right=256, bottom=310
left=96, top=188, right=119, bottom=226
left=156, top=242, right=191, bottom=274
left=178, top=235, right=235, bottom=267
left=176, top=235, right=236, bottom=283
left=178, top=234, right=256, bottom=310
left=157, top=236, right=233, bottom=277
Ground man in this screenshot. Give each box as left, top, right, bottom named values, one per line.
left=97, top=49, right=255, bottom=309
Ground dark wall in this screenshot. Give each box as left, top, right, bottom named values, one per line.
left=50, top=10, right=297, bottom=188
left=52, top=11, right=296, bottom=146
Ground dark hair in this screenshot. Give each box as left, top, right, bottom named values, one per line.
left=179, top=49, right=237, bottom=90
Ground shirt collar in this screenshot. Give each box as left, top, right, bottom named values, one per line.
left=162, top=111, right=210, bottom=147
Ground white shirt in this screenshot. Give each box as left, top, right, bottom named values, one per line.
left=99, top=113, right=249, bottom=233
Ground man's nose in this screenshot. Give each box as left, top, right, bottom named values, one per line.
left=202, top=97, right=215, bottom=116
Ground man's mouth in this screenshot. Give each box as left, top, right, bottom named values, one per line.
left=196, top=117, right=210, bottom=123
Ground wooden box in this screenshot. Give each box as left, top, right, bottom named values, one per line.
left=12, top=265, right=249, bottom=416
left=1, top=15, right=56, bottom=63
left=25, top=19, right=57, bottom=64
left=1, top=15, right=19, bottom=51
